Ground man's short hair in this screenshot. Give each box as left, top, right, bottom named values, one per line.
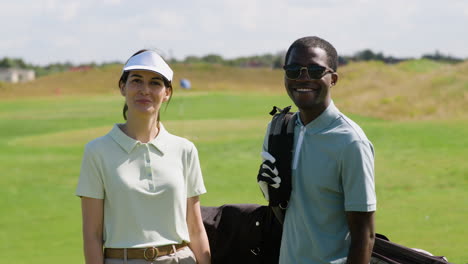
left=285, top=36, right=338, bottom=71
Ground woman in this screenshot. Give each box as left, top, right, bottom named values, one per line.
left=76, top=50, right=211, bottom=264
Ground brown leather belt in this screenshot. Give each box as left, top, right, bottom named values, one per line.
left=104, top=242, right=188, bottom=261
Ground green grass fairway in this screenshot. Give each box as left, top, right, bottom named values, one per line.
left=1, top=93, right=467, bottom=263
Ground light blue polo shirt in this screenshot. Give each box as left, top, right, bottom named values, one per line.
left=76, top=123, right=206, bottom=248
left=262, top=101, right=376, bottom=264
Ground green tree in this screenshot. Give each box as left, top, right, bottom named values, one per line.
left=201, top=54, right=224, bottom=64
left=0, top=57, right=27, bottom=68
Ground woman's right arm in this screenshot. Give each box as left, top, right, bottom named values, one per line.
left=81, top=197, right=104, bottom=264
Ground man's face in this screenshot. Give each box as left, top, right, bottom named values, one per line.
left=284, top=46, right=337, bottom=112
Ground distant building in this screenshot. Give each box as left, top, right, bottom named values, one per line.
left=0, top=68, right=35, bottom=83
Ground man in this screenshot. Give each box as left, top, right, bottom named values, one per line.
left=258, top=36, right=376, bottom=263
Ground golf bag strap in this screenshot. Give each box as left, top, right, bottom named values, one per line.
left=267, top=106, right=295, bottom=225
left=271, top=206, right=285, bottom=225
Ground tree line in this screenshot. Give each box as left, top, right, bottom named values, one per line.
left=0, top=50, right=464, bottom=77
left=177, top=49, right=464, bottom=68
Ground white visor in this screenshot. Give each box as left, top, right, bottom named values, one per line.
left=123, top=50, right=173, bottom=82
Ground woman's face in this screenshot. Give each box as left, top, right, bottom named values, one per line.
left=120, top=70, right=171, bottom=118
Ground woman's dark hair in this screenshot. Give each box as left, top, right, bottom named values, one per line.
left=119, top=49, right=173, bottom=120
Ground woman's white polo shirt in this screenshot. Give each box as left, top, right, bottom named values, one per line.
left=76, top=123, right=206, bottom=248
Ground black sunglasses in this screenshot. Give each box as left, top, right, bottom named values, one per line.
left=283, top=64, right=334, bottom=80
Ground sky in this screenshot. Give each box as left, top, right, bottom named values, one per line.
left=1, top=0, right=467, bottom=65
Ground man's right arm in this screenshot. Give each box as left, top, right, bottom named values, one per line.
left=341, top=140, right=376, bottom=263
left=346, top=211, right=375, bottom=264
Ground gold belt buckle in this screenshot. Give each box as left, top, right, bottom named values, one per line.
left=144, top=246, right=159, bottom=261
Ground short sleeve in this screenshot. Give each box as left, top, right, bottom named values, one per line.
left=185, top=143, right=206, bottom=198
left=341, top=140, right=376, bottom=212
left=75, top=143, right=105, bottom=199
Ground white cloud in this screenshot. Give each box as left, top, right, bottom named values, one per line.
left=36, top=0, right=83, bottom=21
left=51, top=35, right=77, bottom=48
left=44, top=0, right=58, bottom=11
left=0, top=36, right=30, bottom=52
left=458, top=1, right=468, bottom=17
left=59, top=2, right=81, bottom=21
left=103, top=0, right=122, bottom=5
left=1, top=0, right=468, bottom=64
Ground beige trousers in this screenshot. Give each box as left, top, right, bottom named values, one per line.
left=104, top=247, right=196, bottom=264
